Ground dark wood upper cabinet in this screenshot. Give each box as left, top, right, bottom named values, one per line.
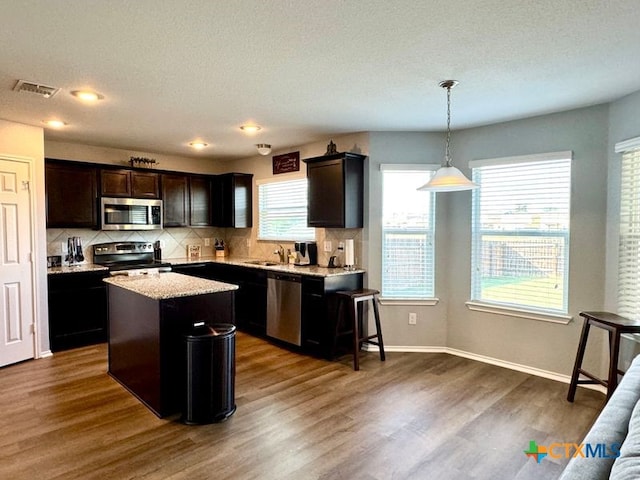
left=303, top=152, right=365, bottom=228
left=189, top=175, right=212, bottom=227
left=101, top=169, right=159, bottom=198
left=45, top=159, right=98, bottom=228
left=212, top=173, right=253, bottom=228
left=161, top=174, right=189, bottom=227
left=131, top=171, right=160, bottom=198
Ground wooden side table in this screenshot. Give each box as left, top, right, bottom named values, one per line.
left=567, top=311, right=640, bottom=402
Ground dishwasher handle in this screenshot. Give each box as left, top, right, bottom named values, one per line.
left=267, top=272, right=301, bottom=283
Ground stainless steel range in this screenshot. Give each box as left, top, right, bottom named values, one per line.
left=93, top=241, right=172, bottom=275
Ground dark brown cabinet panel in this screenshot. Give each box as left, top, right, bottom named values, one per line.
left=48, top=271, right=108, bottom=351
left=131, top=171, right=160, bottom=198
left=100, top=169, right=131, bottom=197
left=45, top=160, right=98, bottom=228
left=301, top=273, right=362, bottom=358
left=189, top=175, right=212, bottom=227
left=212, top=173, right=253, bottom=228
left=161, top=174, right=189, bottom=227
left=304, top=152, right=366, bottom=228
left=101, top=169, right=159, bottom=198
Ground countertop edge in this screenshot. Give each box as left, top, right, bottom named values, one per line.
left=47, top=257, right=365, bottom=278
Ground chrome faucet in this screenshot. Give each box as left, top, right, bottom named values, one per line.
left=274, top=244, right=286, bottom=263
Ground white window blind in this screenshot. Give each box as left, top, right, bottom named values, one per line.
left=258, top=178, right=315, bottom=241
left=471, top=154, right=571, bottom=314
left=382, top=167, right=436, bottom=298
left=618, top=147, right=640, bottom=318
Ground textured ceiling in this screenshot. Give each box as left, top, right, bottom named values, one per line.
left=1, top=0, right=639, bottom=161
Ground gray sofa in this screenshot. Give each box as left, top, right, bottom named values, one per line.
left=560, top=354, right=640, bottom=479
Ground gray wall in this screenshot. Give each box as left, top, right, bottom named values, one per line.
left=366, top=132, right=449, bottom=348
left=447, top=105, right=610, bottom=376
left=362, top=106, right=612, bottom=377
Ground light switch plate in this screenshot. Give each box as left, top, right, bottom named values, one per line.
left=324, top=241, right=332, bottom=252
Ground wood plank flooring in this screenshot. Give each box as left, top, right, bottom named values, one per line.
left=0, top=333, right=604, bottom=480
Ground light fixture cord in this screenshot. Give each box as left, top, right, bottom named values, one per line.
left=445, top=85, right=452, bottom=167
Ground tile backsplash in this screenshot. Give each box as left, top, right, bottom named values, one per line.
left=47, top=227, right=226, bottom=263
left=47, top=227, right=363, bottom=268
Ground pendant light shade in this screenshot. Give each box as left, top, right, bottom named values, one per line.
left=417, top=80, right=478, bottom=192
left=418, top=165, right=478, bottom=192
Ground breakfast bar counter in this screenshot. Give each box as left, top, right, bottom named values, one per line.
left=105, top=272, right=238, bottom=417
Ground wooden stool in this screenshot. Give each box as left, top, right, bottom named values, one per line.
left=334, top=288, right=385, bottom=371
left=567, top=311, right=640, bottom=402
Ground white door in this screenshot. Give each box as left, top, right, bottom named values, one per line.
left=0, top=157, right=35, bottom=366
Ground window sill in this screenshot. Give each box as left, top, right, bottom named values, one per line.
left=379, top=298, right=439, bottom=306
left=465, top=301, right=572, bottom=325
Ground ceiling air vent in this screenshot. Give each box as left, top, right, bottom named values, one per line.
left=13, top=80, right=60, bottom=98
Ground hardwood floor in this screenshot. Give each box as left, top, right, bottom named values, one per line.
left=0, top=333, right=604, bottom=480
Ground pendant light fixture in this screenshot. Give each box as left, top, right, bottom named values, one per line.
left=417, top=80, right=478, bottom=192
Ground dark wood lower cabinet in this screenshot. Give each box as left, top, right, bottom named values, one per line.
left=301, top=273, right=363, bottom=358
left=47, top=271, right=108, bottom=352
left=168, top=263, right=363, bottom=358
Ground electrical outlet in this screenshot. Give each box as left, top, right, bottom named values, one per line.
left=338, top=241, right=345, bottom=250
left=324, top=241, right=332, bottom=252
left=409, top=312, right=417, bottom=325
left=204, top=238, right=210, bottom=247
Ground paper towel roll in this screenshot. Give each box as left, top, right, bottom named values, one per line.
left=345, top=239, right=355, bottom=266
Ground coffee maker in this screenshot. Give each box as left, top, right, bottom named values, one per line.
left=294, top=241, right=318, bottom=266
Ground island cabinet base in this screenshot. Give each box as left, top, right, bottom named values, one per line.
left=107, top=285, right=235, bottom=418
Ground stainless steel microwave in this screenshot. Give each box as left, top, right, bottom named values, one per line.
left=100, top=197, right=163, bottom=230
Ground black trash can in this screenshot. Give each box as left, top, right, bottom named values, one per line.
left=183, top=323, right=236, bottom=424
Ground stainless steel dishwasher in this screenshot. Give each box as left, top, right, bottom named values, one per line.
left=266, top=272, right=302, bottom=346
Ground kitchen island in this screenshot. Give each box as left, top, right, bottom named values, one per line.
left=104, top=272, right=238, bottom=417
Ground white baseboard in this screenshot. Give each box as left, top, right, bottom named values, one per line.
left=364, top=344, right=607, bottom=395
left=39, top=350, right=53, bottom=358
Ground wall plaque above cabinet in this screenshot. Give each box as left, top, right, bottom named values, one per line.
left=303, top=152, right=366, bottom=228
left=272, top=151, right=300, bottom=175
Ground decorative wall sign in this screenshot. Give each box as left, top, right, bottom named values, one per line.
left=129, top=156, right=158, bottom=168
left=272, top=151, right=300, bottom=175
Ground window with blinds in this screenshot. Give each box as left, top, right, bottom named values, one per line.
left=382, top=167, right=436, bottom=299
left=258, top=178, right=315, bottom=241
left=618, top=147, right=640, bottom=318
left=470, top=152, right=572, bottom=314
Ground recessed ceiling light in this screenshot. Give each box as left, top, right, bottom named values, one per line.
left=71, top=90, right=104, bottom=102
left=42, top=119, right=67, bottom=129
left=189, top=141, right=208, bottom=150
left=240, top=124, right=262, bottom=133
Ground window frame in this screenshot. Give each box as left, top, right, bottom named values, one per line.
left=379, top=163, right=439, bottom=304
left=256, top=173, right=315, bottom=242
left=616, top=136, right=640, bottom=319
left=467, top=151, right=573, bottom=323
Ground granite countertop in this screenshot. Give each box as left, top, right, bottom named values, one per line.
left=103, top=272, right=238, bottom=300
left=47, top=264, right=109, bottom=275
left=47, top=256, right=365, bottom=278
left=168, top=256, right=365, bottom=277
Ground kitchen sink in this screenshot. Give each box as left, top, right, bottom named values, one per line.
left=244, top=260, right=280, bottom=266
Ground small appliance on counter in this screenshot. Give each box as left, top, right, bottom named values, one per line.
left=294, top=241, right=318, bottom=266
